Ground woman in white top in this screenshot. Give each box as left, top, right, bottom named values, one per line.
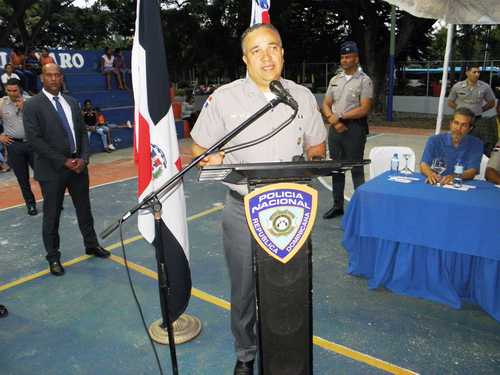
left=101, top=47, right=124, bottom=90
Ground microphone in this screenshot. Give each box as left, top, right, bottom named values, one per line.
left=269, top=80, right=299, bottom=111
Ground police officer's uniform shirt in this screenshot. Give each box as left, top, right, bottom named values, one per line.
left=448, top=79, right=495, bottom=116
left=487, top=142, right=500, bottom=172
left=0, top=95, right=30, bottom=139
left=325, top=70, right=373, bottom=115
left=191, top=78, right=327, bottom=195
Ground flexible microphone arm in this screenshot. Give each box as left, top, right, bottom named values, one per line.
left=100, top=96, right=284, bottom=239
left=221, top=107, right=298, bottom=154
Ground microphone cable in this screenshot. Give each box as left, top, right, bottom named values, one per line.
left=118, top=220, right=165, bottom=375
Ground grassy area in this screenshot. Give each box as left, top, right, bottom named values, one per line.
left=370, top=112, right=452, bottom=130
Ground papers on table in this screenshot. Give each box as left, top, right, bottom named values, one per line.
left=388, top=176, right=420, bottom=184
left=442, top=184, right=475, bottom=191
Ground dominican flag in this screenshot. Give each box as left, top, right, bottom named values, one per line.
left=251, top=0, right=271, bottom=25
left=132, top=0, right=191, bottom=322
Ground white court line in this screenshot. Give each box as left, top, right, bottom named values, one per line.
left=0, top=175, right=137, bottom=212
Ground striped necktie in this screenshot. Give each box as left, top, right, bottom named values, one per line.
left=53, top=96, right=76, bottom=154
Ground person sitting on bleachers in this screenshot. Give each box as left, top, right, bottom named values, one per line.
left=9, top=46, right=37, bottom=95
left=82, top=99, right=115, bottom=152
left=101, top=47, right=125, bottom=90
left=1, top=63, right=21, bottom=94
left=25, top=50, right=41, bottom=76
left=39, top=48, right=55, bottom=67
left=95, top=107, right=132, bottom=129
left=113, top=48, right=129, bottom=90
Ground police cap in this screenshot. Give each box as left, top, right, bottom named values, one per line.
left=340, top=41, right=359, bottom=55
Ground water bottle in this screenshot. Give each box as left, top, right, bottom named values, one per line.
left=453, top=160, right=464, bottom=188
left=390, top=153, right=399, bottom=175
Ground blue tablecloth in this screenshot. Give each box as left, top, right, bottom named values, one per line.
left=342, top=172, right=500, bottom=322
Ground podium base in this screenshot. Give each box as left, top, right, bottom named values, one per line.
left=149, top=314, right=202, bottom=345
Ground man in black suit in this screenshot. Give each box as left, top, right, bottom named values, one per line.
left=24, top=63, right=110, bottom=276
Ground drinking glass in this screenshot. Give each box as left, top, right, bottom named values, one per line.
left=400, top=153, right=413, bottom=175
left=430, top=158, right=447, bottom=185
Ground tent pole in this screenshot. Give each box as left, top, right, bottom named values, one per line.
left=435, top=23, right=454, bottom=134
left=386, top=5, right=396, bottom=122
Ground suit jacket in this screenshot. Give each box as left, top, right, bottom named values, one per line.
left=24, top=92, right=89, bottom=181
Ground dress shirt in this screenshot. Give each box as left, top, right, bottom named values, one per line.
left=42, top=88, right=76, bottom=147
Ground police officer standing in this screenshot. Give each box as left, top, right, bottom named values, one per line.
left=448, top=65, right=496, bottom=155
left=448, top=65, right=496, bottom=119
left=322, top=41, right=373, bottom=219
left=191, top=24, right=326, bottom=375
left=0, top=78, right=37, bottom=215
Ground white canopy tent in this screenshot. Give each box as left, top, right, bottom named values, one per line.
left=383, top=0, right=500, bottom=133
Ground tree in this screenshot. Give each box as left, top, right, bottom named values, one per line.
left=0, top=0, right=75, bottom=51
left=306, top=0, right=435, bottom=110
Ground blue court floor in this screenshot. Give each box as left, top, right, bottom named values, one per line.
left=0, top=167, right=499, bottom=375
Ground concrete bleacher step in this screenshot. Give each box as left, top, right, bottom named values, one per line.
left=72, top=90, right=133, bottom=108
left=65, top=72, right=132, bottom=92
left=102, top=107, right=134, bottom=125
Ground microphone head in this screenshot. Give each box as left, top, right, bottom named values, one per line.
left=269, top=80, right=298, bottom=110
left=269, top=80, right=286, bottom=97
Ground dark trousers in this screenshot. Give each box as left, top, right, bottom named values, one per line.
left=328, top=120, right=367, bottom=208
left=39, top=170, right=99, bottom=262
left=6, top=141, right=36, bottom=206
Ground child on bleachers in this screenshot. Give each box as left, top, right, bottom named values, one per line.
left=82, top=99, right=115, bottom=152
left=96, top=107, right=133, bottom=129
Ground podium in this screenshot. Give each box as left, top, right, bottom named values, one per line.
left=200, top=159, right=369, bottom=375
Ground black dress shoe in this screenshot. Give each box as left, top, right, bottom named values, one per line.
left=85, top=246, right=111, bottom=258
left=322, top=207, right=344, bottom=219
left=49, top=261, right=65, bottom=276
left=0, top=304, right=8, bottom=318
left=234, top=360, right=254, bottom=375
left=27, top=204, right=38, bottom=216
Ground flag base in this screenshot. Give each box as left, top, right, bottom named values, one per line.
left=149, top=314, right=202, bottom=345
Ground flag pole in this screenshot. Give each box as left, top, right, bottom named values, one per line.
left=151, top=196, right=179, bottom=375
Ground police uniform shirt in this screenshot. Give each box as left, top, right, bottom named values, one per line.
left=191, top=78, right=327, bottom=195
left=0, top=95, right=30, bottom=139
left=448, top=79, right=495, bottom=116
left=325, top=70, right=373, bottom=115
left=487, top=142, right=500, bottom=172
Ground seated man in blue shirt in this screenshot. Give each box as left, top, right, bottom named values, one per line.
left=420, top=107, right=483, bottom=185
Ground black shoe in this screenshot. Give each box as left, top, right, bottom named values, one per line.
left=322, top=207, right=344, bottom=219
left=234, top=360, right=254, bottom=375
left=49, top=261, right=65, bottom=276
left=27, top=204, right=38, bottom=216
left=85, top=246, right=111, bottom=258
left=0, top=304, right=8, bottom=318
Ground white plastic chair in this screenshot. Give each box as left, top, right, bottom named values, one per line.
left=474, top=154, right=489, bottom=180
left=368, top=146, right=416, bottom=179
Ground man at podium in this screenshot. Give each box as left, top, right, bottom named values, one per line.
left=190, top=23, right=327, bottom=375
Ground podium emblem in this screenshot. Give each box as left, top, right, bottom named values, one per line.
left=244, top=183, right=318, bottom=264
